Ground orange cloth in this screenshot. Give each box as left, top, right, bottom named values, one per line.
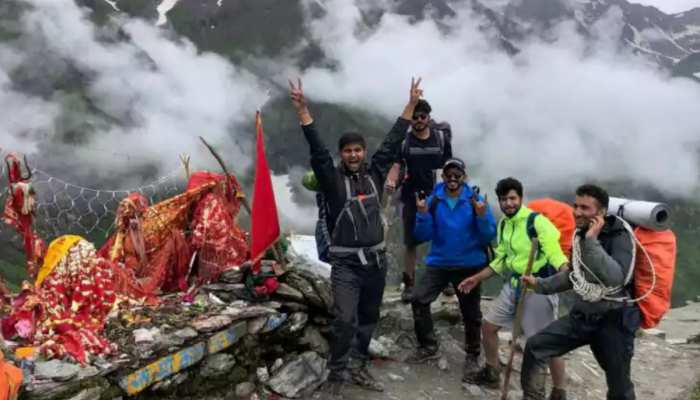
left=14, top=347, right=36, bottom=360
left=0, top=353, right=22, bottom=400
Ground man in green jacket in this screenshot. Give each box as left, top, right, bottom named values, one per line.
left=459, top=177, right=568, bottom=400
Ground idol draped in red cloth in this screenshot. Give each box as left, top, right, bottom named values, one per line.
left=187, top=171, right=248, bottom=283
left=2, top=154, right=45, bottom=280
left=98, top=192, right=191, bottom=303
left=98, top=172, right=249, bottom=299
left=2, top=236, right=117, bottom=364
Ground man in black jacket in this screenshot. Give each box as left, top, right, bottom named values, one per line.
left=521, top=184, right=640, bottom=400
left=289, top=78, right=423, bottom=398
left=391, top=99, right=453, bottom=302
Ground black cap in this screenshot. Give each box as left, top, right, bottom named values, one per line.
left=443, top=158, right=466, bottom=173
left=414, top=99, right=432, bottom=115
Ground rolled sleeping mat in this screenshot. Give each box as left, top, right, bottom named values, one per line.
left=607, top=197, right=670, bottom=231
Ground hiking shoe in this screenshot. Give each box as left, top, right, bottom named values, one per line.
left=321, top=380, right=344, bottom=399
left=405, top=347, right=440, bottom=364
left=401, top=284, right=414, bottom=303
left=522, top=368, right=547, bottom=400
left=442, top=285, right=456, bottom=297
left=463, top=364, right=501, bottom=389
left=549, top=388, right=567, bottom=400
left=350, top=367, right=384, bottom=392
left=462, top=353, right=480, bottom=381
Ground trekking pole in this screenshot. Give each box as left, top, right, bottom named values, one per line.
left=500, top=238, right=539, bottom=400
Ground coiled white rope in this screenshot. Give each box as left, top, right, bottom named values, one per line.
left=569, top=215, right=656, bottom=304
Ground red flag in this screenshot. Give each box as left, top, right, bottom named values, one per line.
left=250, top=111, right=280, bottom=263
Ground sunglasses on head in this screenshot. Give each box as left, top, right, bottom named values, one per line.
left=412, top=113, right=429, bottom=121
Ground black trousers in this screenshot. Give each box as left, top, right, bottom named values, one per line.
left=327, top=250, right=387, bottom=381
left=521, top=306, right=641, bottom=400
left=411, top=267, right=483, bottom=355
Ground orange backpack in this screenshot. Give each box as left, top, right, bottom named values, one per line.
left=633, top=227, right=677, bottom=329
left=527, top=198, right=576, bottom=258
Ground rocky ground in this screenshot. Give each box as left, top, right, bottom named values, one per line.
left=334, top=291, right=700, bottom=400
left=3, top=255, right=699, bottom=400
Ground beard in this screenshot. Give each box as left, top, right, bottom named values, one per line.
left=412, top=122, right=428, bottom=132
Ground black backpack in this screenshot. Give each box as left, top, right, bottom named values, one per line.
left=315, top=193, right=331, bottom=263
left=400, top=122, right=450, bottom=160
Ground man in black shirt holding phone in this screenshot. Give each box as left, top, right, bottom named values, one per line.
left=520, top=184, right=640, bottom=400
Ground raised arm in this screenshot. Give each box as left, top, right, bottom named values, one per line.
left=290, top=78, right=335, bottom=193
left=371, top=78, right=423, bottom=181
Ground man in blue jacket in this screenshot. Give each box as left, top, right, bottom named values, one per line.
left=407, top=158, right=497, bottom=377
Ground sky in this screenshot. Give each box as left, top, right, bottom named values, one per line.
left=631, top=0, right=700, bottom=13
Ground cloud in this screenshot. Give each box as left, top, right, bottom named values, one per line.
left=0, top=47, right=60, bottom=155
left=286, top=0, right=700, bottom=198
left=1, top=0, right=266, bottom=184
left=272, top=173, right=317, bottom=234
left=3, top=0, right=700, bottom=236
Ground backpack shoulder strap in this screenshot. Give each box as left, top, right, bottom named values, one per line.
left=526, top=212, right=540, bottom=240
left=436, top=128, right=445, bottom=155
left=526, top=212, right=546, bottom=261
left=429, top=196, right=440, bottom=217
left=498, top=217, right=507, bottom=244
left=343, top=176, right=352, bottom=202
left=401, top=132, right=411, bottom=160
left=366, top=174, right=379, bottom=197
